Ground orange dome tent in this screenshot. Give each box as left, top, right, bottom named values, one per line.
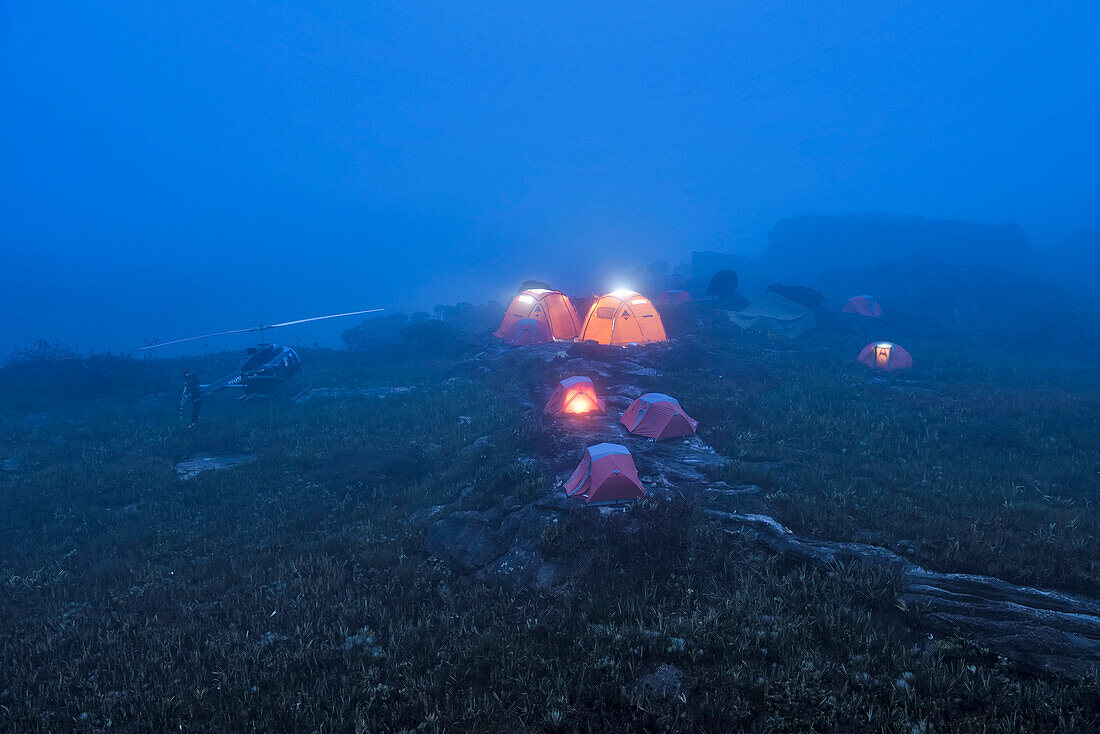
left=578, top=291, right=667, bottom=346
left=620, top=393, right=698, bottom=440
left=496, top=289, right=581, bottom=345
left=563, top=443, right=646, bottom=504
left=858, top=342, right=913, bottom=371
left=656, top=289, right=691, bottom=307
left=544, top=376, right=605, bottom=416
left=842, top=295, right=883, bottom=317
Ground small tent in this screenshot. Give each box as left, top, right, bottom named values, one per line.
left=656, top=289, right=691, bottom=307
left=842, top=295, right=883, bottom=318
left=578, top=291, right=667, bottom=345
left=728, top=291, right=816, bottom=338
left=496, top=289, right=581, bottom=345
left=857, top=341, right=913, bottom=371
left=544, top=376, right=605, bottom=416
left=563, top=443, right=646, bottom=504
left=620, top=393, right=698, bottom=440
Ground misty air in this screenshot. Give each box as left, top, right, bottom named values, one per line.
left=1, top=2, right=1098, bottom=731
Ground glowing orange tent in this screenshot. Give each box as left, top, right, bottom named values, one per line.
left=621, top=393, right=698, bottom=440
left=656, top=289, right=691, bottom=307
left=544, top=376, right=605, bottom=416
left=578, top=291, right=666, bottom=346
left=496, top=289, right=581, bottom=345
left=563, top=443, right=646, bottom=504
left=842, top=295, right=883, bottom=318
left=858, top=342, right=913, bottom=371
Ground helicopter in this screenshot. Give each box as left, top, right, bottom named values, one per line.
left=139, top=309, right=382, bottom=425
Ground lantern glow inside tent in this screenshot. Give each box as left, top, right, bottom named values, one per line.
left=857, top=341, right=913, bottom=371
left=544, top=376, right=605, bottom=416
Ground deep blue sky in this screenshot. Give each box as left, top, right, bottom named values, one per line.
left=2, top=1, right=1097, bottom=354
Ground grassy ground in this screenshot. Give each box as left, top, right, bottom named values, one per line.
left=1, top=325, right=1099, bottom=732
left=658, top=324, right=1100, bottom=596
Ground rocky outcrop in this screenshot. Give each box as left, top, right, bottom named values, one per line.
left=175, top=454, right=256, bottom=480
left=706, top=509, right=1100, bottom=678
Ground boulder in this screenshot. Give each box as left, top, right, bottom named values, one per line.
left=425, top=511, right=510, bottom=574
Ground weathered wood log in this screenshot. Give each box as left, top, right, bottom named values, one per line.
left=706, top=509, right=1100, bottom=678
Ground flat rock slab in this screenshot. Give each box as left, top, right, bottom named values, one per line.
left=295, top=386, right=411, bottom=402
left=176, top=454, right=257, bottom=480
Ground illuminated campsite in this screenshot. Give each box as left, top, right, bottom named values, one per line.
left=2, top=3, right=1099, bottom=733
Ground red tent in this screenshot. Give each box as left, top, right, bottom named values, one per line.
left=656, top=289, right=691, bottom=307
left=842, top=295, right=883, bottom=317
left=543, top=376, right=605, bottom=416
left=620, top=393, right=698, bottom=440
left=563, top=443, right=646, bottom=504
left=857, top=342, right=913, bottom=371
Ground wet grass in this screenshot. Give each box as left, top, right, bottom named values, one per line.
left=660, top=327, right=1100, bottom=596
left=1, top=331, right=1099, bottom=731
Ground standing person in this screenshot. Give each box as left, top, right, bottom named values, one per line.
left=182, top=370, right=203, bottom=428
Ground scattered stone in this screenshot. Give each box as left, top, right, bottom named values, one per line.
left=176, top=454, right=256, bottom=480
left=620, top=361, right=661, bottom=377
left=406, top=504, right=448, bottom=528
left=706, top=483, right=762, bottom=495
left=895, top=539, right=918, bottom=556
left=106, top=503, right=141, bottom=518
left=462, top=435, right=491, bottom=454
left=635, top=663, right=687, bottom=700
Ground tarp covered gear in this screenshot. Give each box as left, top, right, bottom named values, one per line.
left=656, top=289, right=691, bottom=307
left=563, top=443, right=646, bottom=504
left=842, top=295, right=883, bottom=317
left=728, top=291, right=817, bottom=338
left=858, top=341, right=913, bottom=371
left=620, top=393, right=698, bottom=440
left=544, top=376, right=605, bottom=416
left=496, top=289, right=581, bottom=345
left=765, top=283, right=825, bottom=308
left=579, top=290, right=667, bottom=345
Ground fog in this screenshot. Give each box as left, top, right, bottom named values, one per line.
left=1, top=1, right=1097, bottom=356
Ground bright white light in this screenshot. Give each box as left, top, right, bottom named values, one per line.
left=610, top=289, right=636, bottom=299
left=630, top=298, right=648, bottom=305
left=516, top=295, right=535, bottom=304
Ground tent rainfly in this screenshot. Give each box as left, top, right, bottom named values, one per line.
left=496, top=289, right=581, bottom=345
left=842, top=295, right=883, bottom=318
left=656, top=289, right=691, bottom=307
left=857, top=341, right=913, bottom=371
left=578, top=290, right=667, bottom=345
left=563, top=443, right=646, bottom=504
left=620, top=393, right=698, bottom=440
left=727, top=291, right=816, bottom=338
left=544, top=376, right=605, bottom=416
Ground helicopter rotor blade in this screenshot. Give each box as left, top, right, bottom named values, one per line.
left=138, top=308, right=384, bottom=351
left=138, top=327, right=258, bottom=351
left=267, top=308, right=384, bottom=329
